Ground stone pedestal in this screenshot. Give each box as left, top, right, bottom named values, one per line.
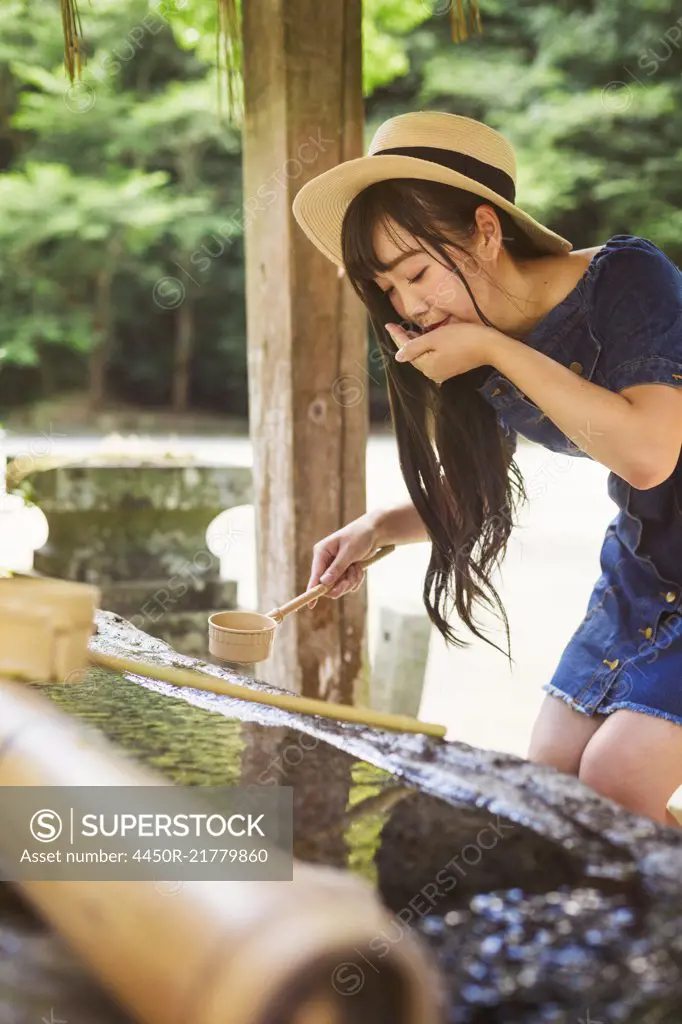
left=23, top=456, right=252, bottom=658
left=370, top=604, right=431, bottom=717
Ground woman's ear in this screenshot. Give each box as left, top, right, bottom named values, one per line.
left=473, top=204, right=503, bottom=264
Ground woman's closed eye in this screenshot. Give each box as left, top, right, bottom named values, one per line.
left=384, top=267, right=426, bottom=297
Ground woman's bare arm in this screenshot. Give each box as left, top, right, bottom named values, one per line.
left=368, top=500, right=430, bottom=546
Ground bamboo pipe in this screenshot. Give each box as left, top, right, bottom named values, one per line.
left=88, top=649, right=446, bottom=739
left=0, top=680, right=442, bottom=1024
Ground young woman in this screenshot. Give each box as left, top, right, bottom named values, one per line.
left=292, top=110, right=682, bottom=827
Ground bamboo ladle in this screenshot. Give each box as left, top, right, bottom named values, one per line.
left=208, top=544, right=396, bottom=664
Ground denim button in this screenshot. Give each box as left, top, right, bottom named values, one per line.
left=639, top=626, right=653, bottom=640
left=569, top=361, right=584, bottom=375
left=664, top=591, right=677, bottom=603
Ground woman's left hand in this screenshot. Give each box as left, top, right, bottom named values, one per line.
left=386, top=321, right=498, bottom=384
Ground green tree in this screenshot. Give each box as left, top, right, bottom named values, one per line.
left=2, top=0, right=681, bottom=419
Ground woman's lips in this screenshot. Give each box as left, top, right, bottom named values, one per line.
left=421, top=315, right=452, bottom=334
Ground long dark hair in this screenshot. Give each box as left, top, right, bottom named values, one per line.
left=342, top=179, right=547, bottom=661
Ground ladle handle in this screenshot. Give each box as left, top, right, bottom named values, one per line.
left=265, top=544, right=395, bottom=623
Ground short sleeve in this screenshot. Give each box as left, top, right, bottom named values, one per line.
left=589, top=239, right=682, bottom=393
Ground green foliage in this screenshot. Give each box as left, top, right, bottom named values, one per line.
left=363, top=0, right=434, bottom=93
left=1, top=0, right=681, bottom=415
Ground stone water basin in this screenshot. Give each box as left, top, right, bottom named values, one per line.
left=3, top=611, right=682, bottom=1023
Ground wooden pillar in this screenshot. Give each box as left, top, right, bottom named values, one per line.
left=242, top=0, right=368, bottom=701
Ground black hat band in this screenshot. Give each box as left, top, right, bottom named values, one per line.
left=373, top=145, right=516, bottom=204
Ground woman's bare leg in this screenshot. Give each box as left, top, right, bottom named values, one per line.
left=527, top=692, right=606, bottom=776
left=579, top=708, right=682, bottom=827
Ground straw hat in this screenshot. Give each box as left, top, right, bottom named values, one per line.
left=292, top=110, right=572, bottom=268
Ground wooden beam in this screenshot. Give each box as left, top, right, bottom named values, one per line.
left=242, top=0, right=367, bottom=701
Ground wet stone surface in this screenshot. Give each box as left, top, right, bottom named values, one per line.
left=2, top=611, right=682, bottom=1022
left=416, top=886, right=682, bottom=1023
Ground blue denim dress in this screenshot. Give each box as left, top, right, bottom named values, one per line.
left=476, top=234, right=682, bottom=725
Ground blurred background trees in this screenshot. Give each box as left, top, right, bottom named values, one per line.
left=1, top=0, right=681, bottom=421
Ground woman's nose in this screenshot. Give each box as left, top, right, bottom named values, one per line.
left=409, top=303, right=429, bottom=323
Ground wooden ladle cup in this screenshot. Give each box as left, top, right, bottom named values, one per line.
left=208, top=545, right=396, bottom=664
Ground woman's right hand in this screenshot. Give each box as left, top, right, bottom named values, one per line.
left=306, top=514, right=381, bottom=610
